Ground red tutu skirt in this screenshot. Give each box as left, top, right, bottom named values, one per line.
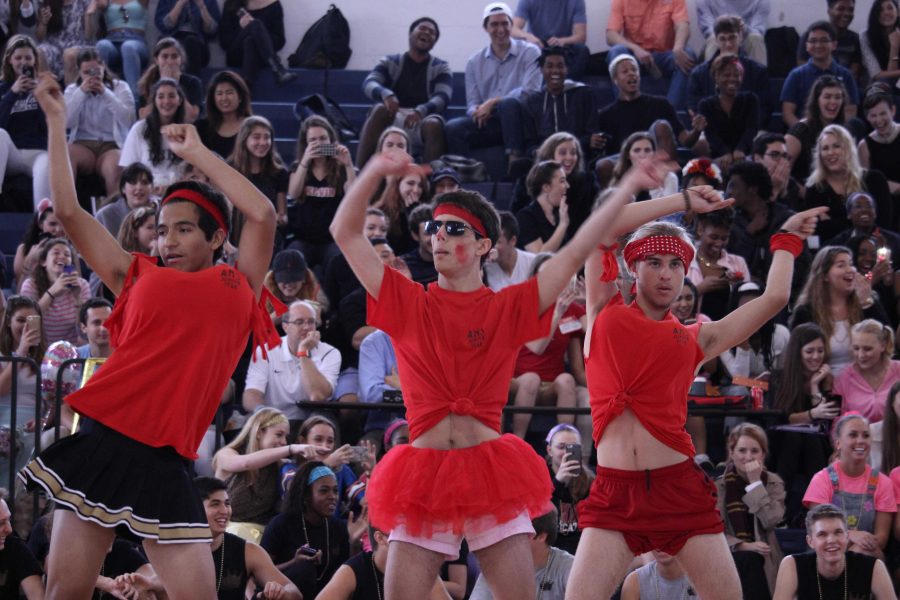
left=366, top=434, right=552, bottom=537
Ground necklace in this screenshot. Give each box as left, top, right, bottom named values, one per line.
left=697, top=253, right=720, bottom=270
left=816, top=560, right=847, bottom=600
left=654, top=564, right=690, bottom=600
left=536, top=550, right=554, bottom=600
left=301, top=512, right=331, bottom=581
left=369, top=552, right=383, bottom=600
left=212, top=535, right=226, bottom=591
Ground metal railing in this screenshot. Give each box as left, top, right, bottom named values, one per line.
left=0, top=355, right=42, bottom=509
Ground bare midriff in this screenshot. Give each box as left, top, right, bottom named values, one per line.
left=596, top=408, right=690, bottom=471
left=412, top=414, right=501, bottom=449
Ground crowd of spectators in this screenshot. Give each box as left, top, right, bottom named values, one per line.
left=4, top=0, right=900, bottom=597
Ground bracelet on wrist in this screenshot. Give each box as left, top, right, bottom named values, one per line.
left=45, top=290, right=55, bottom=300
left=808, top=409, right=814, bottom=421
left=681, top=188, right=692, bottom=213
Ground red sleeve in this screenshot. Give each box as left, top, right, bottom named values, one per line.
left=499, top=277, right=555, bottom=346
left=366, top=265, right=425, bottom=340
left=607, top=0, right=624, bottom=31
left=671, top=0, right=689, bottom=24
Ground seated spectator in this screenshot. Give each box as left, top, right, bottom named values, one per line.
left=0, top=35, right=49, bottom=208
left=516, top=161, right=570, bottom=253
left=782, top=21, right=860, bottom=129
left=620, top=550, right=696, bottom=600
left=803, top=414, right=896, bottom=559
left=544, top=424, right=593, bottom=555
left=399, top=204, right=438, bottom=285
left=286, top=115, right=356, bottom=274
left=605, top=0, right=697, bottom=110
left=135, top=37, right=202, bottom=121
left=831, top=191, right=900, bottom=261
left=808, top=0, right=865, bottom=75
left=75, top=298, right=112, bottom=361
left=64, top=47, right=134, bottom=200
left=594, top=55, right=704, bottom=187
left=189, top=477, right=302, bottom=600
left=358, top=328, right=406, bottom=446
left=874, top=383, right=900, bottom=474
left=1, top=4, right=37, bottom=50
left=790, top=246, right=889, bottom=375
left=35, top=0, right=90, bottom=83
left=218, top=0, right=296, bottom=87
left=858, top=92, right=900, bottom=195
left=13, top=200, right=65, bottom=289
left=356, top=17, right=450, bottom=167
left=695, top=4, right=768, bottom=65
left=773, top=503, right=895, bottom=599
left=323, top=208, right=389, bottom=309
left=19, top=238, right=89, bottom=344
left=845, top=234, right=897, bottom=326
left=515, top=46, right=596, bottom=159
left=671, top=279, right=710, bottom=325
left=263, top=249, right=329, bottom=328
left=227, top=115, right=288, bottom=243
left=0, top=296, right=44, bottom=478
left=772, top=324, right=838, bottom=495
left=510, top=133, right=599, bottom=238
left=118, top=77, right=188, bottom=189
left=715, top=423, right=785, bottom=599
left=0, top=490, right=43, bottom=599
left=113, top=204, right=157, bottom=257
left=94, top=162, right=152, bottom=238
left=444, top=2, right=541, bottom=167
left=430, top=166, right=460, bottom=197
left=469, top=508, right=573, bottom=599
left=687, top=208, right=750, bottom=321
left=719, top=282, right=790, bottom=380
left=609, top=132, right=679, bottom=201
left=751, top=133, right=804, bottom=207
left=785, top=75, right=851, bottom=183
left=800, top=124, right=892, bottom=243
left=688, top=15, right=771, bottom=119
left=243, top=300, right=341, bottom=427
left=261, top=461, right=350, bottom=599
left=510, top=255, right=587, bottom=438
left=371, top=168, right=428, bottom=257
left=195, top=70, right=252, bottom=160
left=154, top=0, right=220, bottom=75
left=213, top=408, right=317, bottom=530
left=697, top=54, right=759, bottom=171
left=862, top=0, right=900, bottom=87
left=87, top=0, right=149, bottom=97
left=832, top=319, right=900, bottom=423
left=667, top=157, right=723, bottom=225
left=511, top=0, right=589, bottom=78
left=483, top=210, right=537, bottom=291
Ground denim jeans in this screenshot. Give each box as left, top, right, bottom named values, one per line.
left=96, top=30, right=149, bottom=99
left=445, top=96, right=523, bottom=156
left=606, top=44, right=695, bottom=110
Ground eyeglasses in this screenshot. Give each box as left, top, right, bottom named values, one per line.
left=765, top=151, right=790, bottom=161
left=284, top=318, right=317, bottom=327
left=423, top=219, right=483, bottom=238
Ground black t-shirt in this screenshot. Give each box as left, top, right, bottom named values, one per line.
left=393, top=54, right=430, bottom=108
left=214, top=533, right=249, bottom=600
left=794, top=551, right=875, bottom=600
left=399, top=248, right=438, bottom=285
left=196, top=118, right=238, bottom=160
left=801, top=170, right=893, bottom=243
left=323, top=253, right=362, bottom=310
left=288, top=167, right=344, bottom=245
left=345, top=551, right=383, bottom=600
left=516, top=201, right=559, bottom=249
left=595, top=94, right=685, bottom=153
left=550, top=467, right=582, bottom=555
left=249, top=168, right=290, bottom=207
left=0, top=535, right=42, bottom=598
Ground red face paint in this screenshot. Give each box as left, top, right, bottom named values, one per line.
left=454, top=244, right=469, bottom=263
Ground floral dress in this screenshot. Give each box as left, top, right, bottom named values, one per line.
left=38, top=0, right=90, bottom=77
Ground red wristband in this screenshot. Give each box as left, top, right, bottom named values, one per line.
left=770, top=232, right=803, bottom=258
left=597, top=243, right=619, bottom=282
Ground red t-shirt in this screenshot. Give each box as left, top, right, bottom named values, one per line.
left=585, top=293, right=704, bottom=457
left=366, top=266, right=553, bottom=440
left=66, top=255, right=275, bottom=459
left=514, top=304, right=586, bottom=382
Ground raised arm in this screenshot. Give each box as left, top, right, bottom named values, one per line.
left=698, top=207, right=828, bottom=358
left=161, top=123, right=276, bottom=295
left=33, top=73, right=133, bottom=295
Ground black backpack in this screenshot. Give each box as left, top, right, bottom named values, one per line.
left=765, top=26, right=800, bottom=78
left=294, top=94, right=358, bottom=142
left=288, top=4, right=352, bottom=69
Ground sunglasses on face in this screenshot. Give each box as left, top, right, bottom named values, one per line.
left=424, top=219, right=483, bottom=238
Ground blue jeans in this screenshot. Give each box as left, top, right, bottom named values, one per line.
left=606, top=44, right=695, bottom=110
left=445, top=96, right=523, bottom=156
left=96, top=30, right=149, bottom=99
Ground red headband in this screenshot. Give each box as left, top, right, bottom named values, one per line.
left=161, top=189, right=228, bottom=235
left=433, top=204, right=488, bottom=238
left=623, top=235, right=694, bottom=274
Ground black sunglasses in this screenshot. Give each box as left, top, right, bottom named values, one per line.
left=423, top=219, right=483, bottom=238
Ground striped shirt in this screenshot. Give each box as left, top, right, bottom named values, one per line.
left=20, top=277, right=90, bottom=344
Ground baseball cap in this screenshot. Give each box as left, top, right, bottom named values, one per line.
left=430, top=167, right=461, bottom=185
left=483, top=2, right=513, bottom=22
left=272, top=249, right=308, bottom=284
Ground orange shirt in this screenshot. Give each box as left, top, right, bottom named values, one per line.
left=366, top=266, right=553, bottom=440
left=607, top=0, right=689, bottom=53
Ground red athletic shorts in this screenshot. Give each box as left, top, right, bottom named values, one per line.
left=577, top=459, right=723, bottom=556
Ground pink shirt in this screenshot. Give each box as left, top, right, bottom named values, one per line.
left=607, top=0, right=689, bottom=53
left=686, top=251, right=750, bottom=288
left=833, top=361, right=900, bottom=423
left=20, top=277, right=90, bottom=344
left=890, top=466, right=900, bottom=502
left=803, top=462, right=897, bottom=512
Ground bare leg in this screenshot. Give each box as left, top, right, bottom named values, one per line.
left=473, top=533, right=534, bottom=600
left=675, top=533, right=741, bottom=599
left=63, top=47, right=81, bottom=85
left=421, top=116, right=445, bottom=163
left=356, top=104, right=393, bottom=168
left=685, top=416, right=707, bottom=455
left=97, top=149, right=123, bottom=198
left=574, top=386, right=592, bottom=460
left=551, top=373, right=576, bottom=425
left=510, top=373, right=540, bottom=438
left=565, top=528, right=634, bottom=600
left=384, top=540, right=446, bottom=600
left=46, top=510, right=116, bottom=599
left=143, top=538, right=217, bottom=600
left=68, top=142, right=97, bottom=177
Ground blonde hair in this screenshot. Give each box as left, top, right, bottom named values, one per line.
left=806, top=125, right=864, bottom=192
left=851, top=318, right=894, bottom=362
left=212, top=407, right=288, bottom=484
left=627, top=221, right=693, bottom=251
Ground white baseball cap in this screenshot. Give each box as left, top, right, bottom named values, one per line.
left=483, top=2, right=513, bottom=22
